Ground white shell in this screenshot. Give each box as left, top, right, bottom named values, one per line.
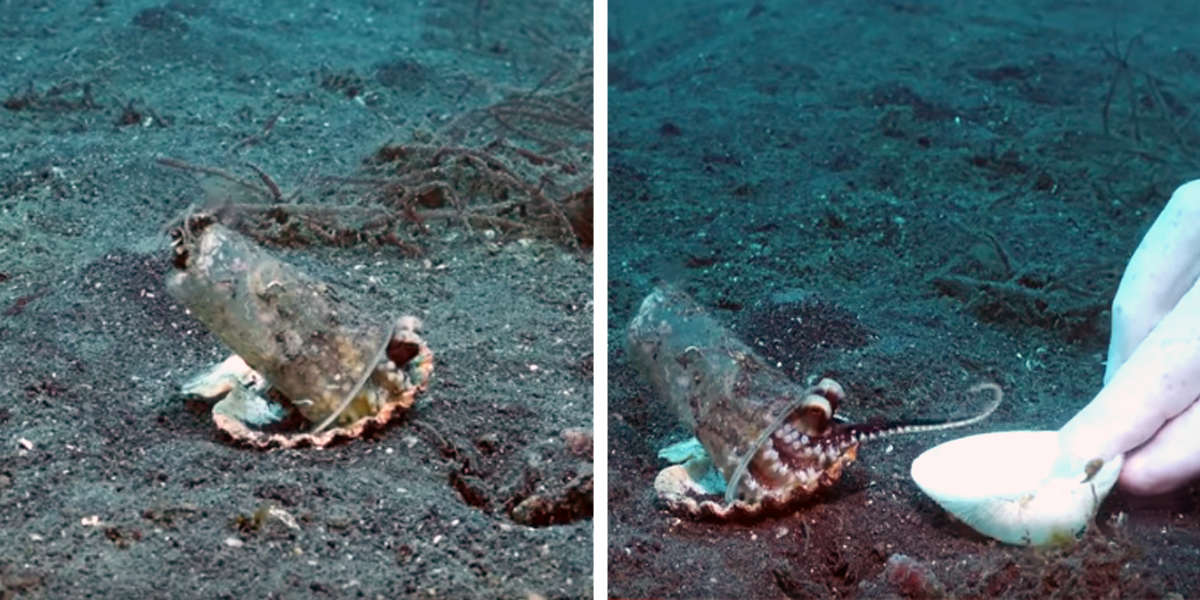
left=910, top=430, right=1122, bottom=546
left=180, top=354, right=262, bottom=398
left=657, top=436, right=728, bottom=496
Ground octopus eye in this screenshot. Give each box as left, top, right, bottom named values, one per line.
left=387, top=339, right=420, bottom=368
left=172, top=245, right=190, bottom=270
left=795, top=392, right=833, bottom=431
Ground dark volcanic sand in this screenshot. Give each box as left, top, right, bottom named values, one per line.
left=0, top=1, right=592, bottom=598
left=609, top=0, right=1199, bottom=598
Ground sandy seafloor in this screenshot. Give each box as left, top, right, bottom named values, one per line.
left=0, top=1, right=592, bottom=598
left=609, top=1, right=1200, bottom=598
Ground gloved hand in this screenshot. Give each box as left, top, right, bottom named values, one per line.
left=1059, top=179, right=1200, bottom=494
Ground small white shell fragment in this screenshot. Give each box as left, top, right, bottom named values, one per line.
left=910, top=430, right=1122, bottom=546
left=657, top=437, right=707, bottom=463
left=267, top=506, right=300, bottom=531
left=181, top=354, right=261, bottom=398
left=655, top=437, right=727, bottom=497
left=211, top=386, right=285, bottom=427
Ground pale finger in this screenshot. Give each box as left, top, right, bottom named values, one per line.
left=1060, top=276, right=1200, bottom=464
left=1105, top=179, right=1200, bottom=383
left=1120, top=393, right=1200, bottom=494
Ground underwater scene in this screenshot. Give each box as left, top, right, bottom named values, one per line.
left=609, top=0, right=1199, bottom=598
left=0, top=1, right=591, bottom=598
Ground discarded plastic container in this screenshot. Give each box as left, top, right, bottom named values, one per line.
left=627, top=285, right=860, bottom=516
left=167, top=216, right=432, bottom=447
left=628, top=285, right=1000, bottom=519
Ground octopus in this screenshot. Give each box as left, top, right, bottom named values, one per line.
left=168, top=217, right=433, bottom=448
left=180, top=316, right=433, bottom=449
left=628, top=286, right=1002, bottom=520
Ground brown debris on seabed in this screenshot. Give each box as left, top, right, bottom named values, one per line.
left=858, top=514, right=1168, bottom=599
left=156, top=110, right=593, bottom=253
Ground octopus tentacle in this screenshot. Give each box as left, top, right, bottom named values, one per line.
left=728, top=383, right=1002, bottom=505
left=723, top=379, right=845, bottom=503
left=837, top=382, right=1004, bottom=445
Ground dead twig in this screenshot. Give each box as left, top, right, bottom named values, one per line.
left=156, top=157, right=273, bottom=201
left=244, top=162, right=284, bottom=202
left=1098, top=30, right=1199, bottom=168
left=1100, top=30, right=1141, bottom=138
left=229, top=101, right=291, bottom=154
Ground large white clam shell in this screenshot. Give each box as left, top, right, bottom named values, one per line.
left=910, top=430, right=1122, bottom=546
